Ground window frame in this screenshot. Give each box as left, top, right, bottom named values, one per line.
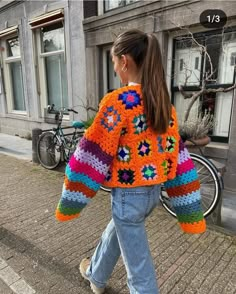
left=1, top=34, right=26, bottom=115
left=34, top=21, right=69, bottom=118
left=171, top=27, right=236, bottom=143
left=103, top=0, right=139, bottom=12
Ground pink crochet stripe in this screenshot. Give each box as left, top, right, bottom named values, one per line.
left=176, top=158, right=195, bottom=176
left=69, top=155, right=104, bottom=183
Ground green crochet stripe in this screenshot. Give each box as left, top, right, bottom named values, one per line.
left=177, top=211, right=204, bottom=223
left=57, top=203, right=86, bottom=215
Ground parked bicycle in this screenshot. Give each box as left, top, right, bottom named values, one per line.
left=37, top=104, right=84, bottom=169
left=37, top=105, right=223, bottom=218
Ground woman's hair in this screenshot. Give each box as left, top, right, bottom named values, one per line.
left=111, top=29, right=172, bottom=134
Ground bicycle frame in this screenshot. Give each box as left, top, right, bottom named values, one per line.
left=44, top=105, right=84, bottom=163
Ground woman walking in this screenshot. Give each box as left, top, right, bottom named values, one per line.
left=55, top=29, right=206, bottom=294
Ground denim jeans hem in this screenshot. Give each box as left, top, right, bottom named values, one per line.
left=86, top=269, right=106, bottom=288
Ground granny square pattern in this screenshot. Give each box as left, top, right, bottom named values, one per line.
left=118, top=169, right=135, bottom=184
left=141, top=164, right=157, bottom=180
left=118, top=90, right=141, bottom=109
left=117, top=145, right=131, bottom=162
left=101, top=106, right=121, bottom=132
left=137, top=140, right=151, bottom=157
left=165, top=136, right=177, bottom=153
left=133, top=114, right=148, bottom=134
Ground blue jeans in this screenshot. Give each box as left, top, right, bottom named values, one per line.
left=86, top=185, right=160, bottom=294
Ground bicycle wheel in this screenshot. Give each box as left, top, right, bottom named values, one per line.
left=64, top=133, right=84, bottom=163
left=160, top=153, right=221, bottom=218
left=37, top=131, right=62, bottom=169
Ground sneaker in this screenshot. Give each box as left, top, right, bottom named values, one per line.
left=79, top=258, right=105, bottom=294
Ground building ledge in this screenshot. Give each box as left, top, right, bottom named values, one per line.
left=204, top=142, right=229, bottom=160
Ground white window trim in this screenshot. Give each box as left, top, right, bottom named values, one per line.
left=98, top=0, right=104, bottom=15
left=35, top=24, right=68, bottom=117
left=1, top=35, right=26, bottom=115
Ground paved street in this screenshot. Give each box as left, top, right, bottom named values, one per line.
left=0, top=154, right=236, bottom=293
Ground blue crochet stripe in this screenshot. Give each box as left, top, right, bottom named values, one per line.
left=164, top=168, right=198, bottom=188
left=65, top=165, right=100, bottom=191
left=61, top=186, right=91, bottom=204
left=60, top=197, right=89, bottom=210
left=173, top=200, right=202, bottom=215
left=170, top=190, right=201, bottom=207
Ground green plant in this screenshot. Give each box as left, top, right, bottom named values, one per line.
left=82, top=115, right=96, bottom=129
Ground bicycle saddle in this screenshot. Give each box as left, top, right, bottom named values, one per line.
left=72, top=121, right=85, bottom=129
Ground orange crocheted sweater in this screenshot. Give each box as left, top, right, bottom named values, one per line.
left=86, top=85, right=180, bottom=187
left=56, top=85, right=206, bottom=234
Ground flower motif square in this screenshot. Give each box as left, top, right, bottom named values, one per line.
left=133, top=114, right=147, bottom=134
left=137, top=140, right=151, bottom=157
left=165, top=136, right=177, bottom=153
left=118, top=90, right=141, bottom=109
left=117, top=146, right=131, bottom=162
left=100, top=106, right=121, bottom=132
left=141, top=164, right=157, bottom=180
left=118, top=169, right=135, bottom=184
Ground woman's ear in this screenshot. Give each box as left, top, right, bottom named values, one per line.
left=121, top=54, right=128, bottom=68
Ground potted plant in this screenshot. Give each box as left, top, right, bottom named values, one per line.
left=179, top=109, right=214, bottom=153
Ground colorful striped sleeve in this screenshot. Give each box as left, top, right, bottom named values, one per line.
left=164, top=139, right=206, bottom=234
left=55, top=93, right=124, bottom=221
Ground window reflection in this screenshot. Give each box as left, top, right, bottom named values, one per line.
left=7, top=37, right=20, bottom=57
left=41, top=23, right=64, bottom=53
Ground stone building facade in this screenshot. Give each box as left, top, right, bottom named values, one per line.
left=0, top=0, right=236, bottom=190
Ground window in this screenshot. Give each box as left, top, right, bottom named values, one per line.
left=31, top=10, right=68, bottom=113
left=104, top=0, right=139, bottom=12
left=3, top=36, right=26, bottom=112
left=102, top=47, right=121, bottom=96
left=172, top=29, right=236, bottom=142
left=37, top=22, right=68, bottom=110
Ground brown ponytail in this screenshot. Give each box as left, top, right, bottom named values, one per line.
left=141, top=34, right=171, bottom=134
left=112, top=29, right=171, bottom=134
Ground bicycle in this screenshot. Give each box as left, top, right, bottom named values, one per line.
left=37, top=104, right=85, bottom=169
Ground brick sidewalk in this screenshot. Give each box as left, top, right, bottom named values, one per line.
left=0, top=154, right=236, bottom=294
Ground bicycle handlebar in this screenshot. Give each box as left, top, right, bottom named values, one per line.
left=67, top=108, right=78, bottom=114
left=47, top=104, right=78, bottom=114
